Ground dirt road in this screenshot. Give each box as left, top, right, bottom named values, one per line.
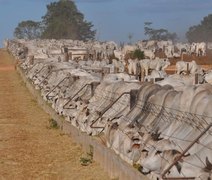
left=0, top=49, right=109, bottom=180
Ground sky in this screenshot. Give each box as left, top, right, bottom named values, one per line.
left=0, top=0, right=212, bottom=47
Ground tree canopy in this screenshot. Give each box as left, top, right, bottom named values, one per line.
left=14, top=20, right=42, bottom=39
left=132, top=49, right=145, bottom=60
left=186, top=14, right=212, bottom=43
left=41, top=0, right=95, bottom=40
left=125, top=49, right=145, bottom=60
left=144, top=22, right=178, bottom=42
left=14, top=0, right=96, bottom=41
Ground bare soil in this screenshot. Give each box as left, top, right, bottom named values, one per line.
left=0, top=49, right=109, bottom=180
left=162, top=50, right=212, bottom=74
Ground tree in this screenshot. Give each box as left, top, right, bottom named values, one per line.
left=144, top=22, right=178, bottom=42
left=14, top=20, right=42, bottom=39
left=132, top=49, right=145, bottom=59
left=186, top=14, right=212, bottom=43
left=126, top=49, right=145, bottom=60
left=41, top=0, right=96, bottom=40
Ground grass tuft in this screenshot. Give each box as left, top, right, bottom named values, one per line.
left=48, top=118, right=59, bottom=129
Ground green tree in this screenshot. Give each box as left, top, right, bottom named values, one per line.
left=41, top=0, right=96, bottom=40
left=14, top=20, right=42, bottom=39
left=186, top=14, right=212, bottom=43
left=144, top=22, right=178, bottom=42
left=132, top=49, right=145, bottom=59
left=126, top=49, right=145, bottom=60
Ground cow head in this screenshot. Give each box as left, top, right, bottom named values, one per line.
left=140, top=149, right=181, bottom=175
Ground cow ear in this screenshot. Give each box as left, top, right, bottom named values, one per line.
left=205, top=157, right=212, bottom=171
left=155, top=150, right=162, bottom=155
left=111, top=122, right=119, bottom=129
left=175, top=162, right=182, bottom=173
left=138, top=131, right=144, bottom=137
left=141, top=149, right=149, bottom=157
left=172, top=149, right=180, bottom=155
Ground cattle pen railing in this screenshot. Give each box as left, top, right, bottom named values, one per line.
left=86, top=87, right=212, bottom=179
left=143, top=102, right=210, bottom=179
left=117, top=98, right=212, bottom=180
left=162, top=123, right=212, bottom=180
left=38, top=68, right=73, bottom=87
left=62, top=82, right=95, bottom=109
left=17, top=62, right=212, bottom=179
left=45, top=76, right=72, bottom=99
left=16, top=65, right=149, bottom=180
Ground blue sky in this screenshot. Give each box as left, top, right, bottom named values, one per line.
left=0, top=0, right=212, bottom=47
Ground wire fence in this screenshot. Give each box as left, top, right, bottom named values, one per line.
left=87, top=88, right=212, bottom=178
left=26, top=65, right=212, bottom=178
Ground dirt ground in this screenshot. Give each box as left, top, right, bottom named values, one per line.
left=0, top=49, right=109, bottom=180
left=164, top=51, right=212, bottom=74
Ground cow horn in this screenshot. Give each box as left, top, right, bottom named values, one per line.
left=183, top=153, right=190, bottom=157
left=175, top=162, right=182, bottom=173
left=151, top=132, right=163, bottom=141
left=171, top=149, right=180, bottom=155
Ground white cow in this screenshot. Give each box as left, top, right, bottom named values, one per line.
left=139, top=58, right=170, bottom=76
left=196, top=42, right=206, bottom=56
left=176, top=60, right=202, bottom=75
left=122, top=45, right=137, bottom=57
left=165, top=45, right=174, bottom=58
left=144, top=49, right=155, bottom=59
left=128, top=58, right=139, bottom=75
left=204, top=70, right=212, bottom=84
left=140, top=149, right=181, bottom=176
left=112, top=59, right=125, bottom=73
left=114, top=50, right=124, bottom=60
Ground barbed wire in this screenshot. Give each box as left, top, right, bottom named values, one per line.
left=26, top=66, right=212, bottom=177
left=34, top=73, right=212, bottom=137
left=85, top=91, right=212, bottom=176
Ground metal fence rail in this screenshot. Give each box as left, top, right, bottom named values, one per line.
left=87, top=89, right=212, bottom=179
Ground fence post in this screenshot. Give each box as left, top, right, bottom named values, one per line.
left=68, top=52, right=72, bottom=61
left=194, top=73, right=199, bottom=84
left=29, top=55, right=34, bottom=65
left=73, top=76, right=79, bottom=81
left=130, top=90, right=139, bottom=109
left=102, top=67, right=110, bottom=79
left=162, top=123, right=212, bottom=179
left=91, top=82, right=100, bottom=97
left=186, top=63, right=189, bottom=75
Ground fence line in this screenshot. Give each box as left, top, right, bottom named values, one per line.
left=23, top=65, right=212, bottom=179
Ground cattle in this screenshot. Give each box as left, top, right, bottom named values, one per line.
left=8, top=39, right=212, bottom=180
left=140, top=149, right=182, bottom=176
left=128, top=58, right=140, bottom=76
left=114, top=50, right=124, bottom=60
left=144, top=49, right=155, bottom=59
left=139, top=58, right=170, bottom=77
left=176, top=60, right=203, bottom=75
left=204, top=71, right=212, bottom=84
left=112, top=59, right=125, bottom=73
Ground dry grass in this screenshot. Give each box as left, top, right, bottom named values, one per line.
left=0, top=49, right=109, bottom=180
